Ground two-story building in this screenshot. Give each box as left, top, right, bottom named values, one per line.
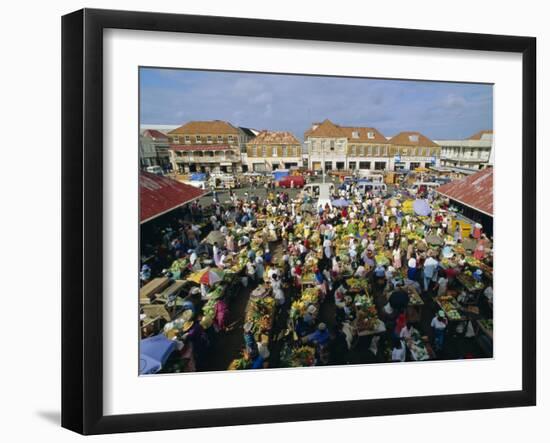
left=341, top=126, right=392, bottom=171
left=139, top=129, right=171, bottom=170
left=304, top=119, right=350, bottom=172
left=167, top=120, right=242, bottom=174
left=435, top=130, right=493, bottom=172
left=246, top=130, right=302, bottom=172
left=388, top=131, right=441, bottom=171
left=304, top=119, right=392, bottom=172
left=237, top=127, right=260, bottom=172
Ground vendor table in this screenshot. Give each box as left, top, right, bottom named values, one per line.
left=140, top=277, right=171, bottom=303
left=405, top=334, right=435, bottom=361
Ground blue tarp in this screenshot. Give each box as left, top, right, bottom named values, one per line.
left=139, top=334, right=177, bottom=375
left=413, top=199, right=432, bottom=216
left=272, top=170, right=289, bottom=181
left=331, top=198, right=351, bottom=207
left=190, top=172, right=207, bottom=181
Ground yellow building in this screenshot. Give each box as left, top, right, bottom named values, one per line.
left=246, top=130, right=302, bottom=172
left=167, top=120, right=241, bottom=173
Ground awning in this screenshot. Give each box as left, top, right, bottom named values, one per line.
left=140, top=172, right=206, bottom=223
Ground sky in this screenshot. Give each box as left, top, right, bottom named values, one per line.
left=140, top=68, right=493, bottom=141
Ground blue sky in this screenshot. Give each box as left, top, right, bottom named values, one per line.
left=140, top=68, right=493, bottom=141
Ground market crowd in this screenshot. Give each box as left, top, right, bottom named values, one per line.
left=139, top=176, right=494, bottom=373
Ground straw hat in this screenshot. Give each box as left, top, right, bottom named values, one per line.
left=200, top=316, right=213, bottom=329
left=182, top=320, right=194, bottom=332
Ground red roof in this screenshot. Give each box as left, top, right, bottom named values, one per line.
left=437, top=168, right=493, bottom=216
left=169, top=145, right=234, bottom=152
left=140, top=172, right=205, bottom=223
left=143, top=129, right=168, bottom=140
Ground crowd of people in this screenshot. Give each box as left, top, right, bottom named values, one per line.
left=140, top=173, right=494, bottom=373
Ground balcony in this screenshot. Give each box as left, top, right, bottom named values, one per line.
left=174, top=155, right=240, bottom=163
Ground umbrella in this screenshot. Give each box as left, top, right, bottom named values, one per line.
left=204, top=230, right=225, bottom=246
left=331, top=198, right=351, bottom=207
left=413, top=199, right=432, bottom=216
left=426, top=234, right=444, bottom=245
left=187, top=267, right=224, bottom=285
left=139, top=334, right=176, bottom=375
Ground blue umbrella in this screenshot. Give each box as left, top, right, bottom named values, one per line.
left=139, top=334, right=177, bottom=375
left=413, top=199, right=431, bottom=216
left=331, top=198, right=351, bottom=208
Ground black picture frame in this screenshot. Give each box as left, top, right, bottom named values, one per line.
left=62, top=8, right=536, bottom=435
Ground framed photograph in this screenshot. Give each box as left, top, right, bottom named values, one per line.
left=62, top=8, right=536, bottom=435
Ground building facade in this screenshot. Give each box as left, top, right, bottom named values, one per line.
left=139, top=129, right=171, bottom=170
left=388, top=131, right=441, bottom=171
left=237, top=127, right=260, bottom=172
left=304, top=119, right=393, bottom=172
left=246, top=130, right=302, bottom=172
left=435, top=130, right=493, bottom=172
left=167, top=121, right=242, bottom=173
left=341, top=126, right=392, bottom=171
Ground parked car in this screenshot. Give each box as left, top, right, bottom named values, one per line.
left=145, top=165, right=164, bottom=175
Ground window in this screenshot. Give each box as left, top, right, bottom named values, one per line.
left=352, top=131, right=360, bottom=139
left=217, top=135, right=223, bottom=143
left=272, top=146, right=278, bottom=157
left=282, top=146, right=288, bottom=157
left=196, top=135, right=201, bottom=143
left=359, top=161, right=371, bottom=169
left=348, top=161, right=356, bottom=169
left=374, top=161, right=386, bottom=170
left=409, top=134, right=419, bottom=142
left=228, top=135, right=234, bottom=143
left=373, top=145, right=379, bottom=156
left=172, top=136, right=179, bottom=144
left=262, top=146, right=266, bottom=157
left=207, top=135, right=212, bottom=143
left=381, top=145, right=387, bottom=156
left=403, top=147, right=408, bottom=156
left=367, top=131, right=375, bottom=139
left=330, top=140, right=335, bottom=150
left=367, top=145, right=372, bottom=156
left=350, top=145, right=356, bottom=155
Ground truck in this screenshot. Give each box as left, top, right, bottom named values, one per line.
left=278, top=175, right=305, bottom=188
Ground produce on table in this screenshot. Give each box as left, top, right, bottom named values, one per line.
left=280, top=345, right=316, bottom=367
left=228, top=357, right=252, bottom=370
left=346, top=277, right=370, bottom=292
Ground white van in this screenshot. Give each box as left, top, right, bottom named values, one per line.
left=356, top=171, right=384, bottom=183
left=146, top=165, right=164, bottom=175
left=303, top=183, right=335, bottom=208
left=183, top=180, right=208, bottom=190
left=356, top=181, right=387, bottom=195
left=408, top=182, right=440, bottom=195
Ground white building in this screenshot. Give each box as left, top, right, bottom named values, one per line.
left=435, top=130, right=493, bottom=171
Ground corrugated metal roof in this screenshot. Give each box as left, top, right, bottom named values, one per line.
left=436, top=168, right=493, bottom=216
left=140, top=172, right=205, bottom=223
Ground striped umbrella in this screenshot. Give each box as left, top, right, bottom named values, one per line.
left=187, top=267, right=224, bottom=285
